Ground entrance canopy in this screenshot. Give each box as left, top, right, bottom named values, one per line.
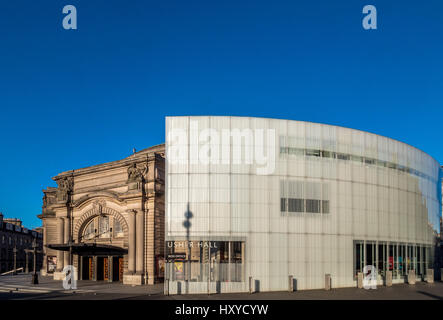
left=46, top=243, right=128, bottom=256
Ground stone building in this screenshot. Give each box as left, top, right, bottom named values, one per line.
left=0, top=213, right=43, bottom=274
left=38, top=144, right=165, bottom=285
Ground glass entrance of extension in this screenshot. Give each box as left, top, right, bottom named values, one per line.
left=80, top=255, right=124, bottom=282
left=354, top=240, right=434, bottom=281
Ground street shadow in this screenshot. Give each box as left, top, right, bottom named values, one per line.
left=417, top=291, right=443, bottom=300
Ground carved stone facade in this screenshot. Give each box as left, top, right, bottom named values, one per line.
left=38, top=144, right=165, bottom=285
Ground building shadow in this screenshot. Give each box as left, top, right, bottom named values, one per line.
left=417, top=291, right=443, bottom=300
left=255, top=279, right=260, bottom=293
left=293, top=278, right=297, bottom=291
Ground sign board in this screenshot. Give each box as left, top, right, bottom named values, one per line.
left=174, top=262, right=184, bottom=280
left=167, top=253, right=186, bottom=260
left=47, top=256, right=57, bottom=273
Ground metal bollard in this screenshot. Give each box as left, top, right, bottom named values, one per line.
left=426, top=269, right=434, bottom=283
left=249, top=276, right=253, bottom=294
left=357, top=272, right=363, bottom=288
left=408, top=270, right=416, bottom=285
left=385, top=271, right=392, bottom=287
left=165, top=279, right=169, bottom=296
left=325, top=274, right=331, bottom=290
left=288, top=275, right=293, bottom=292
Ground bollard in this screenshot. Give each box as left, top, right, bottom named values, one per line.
left=408, top=270, right=416, bottom=285
left=249, top=276, right=253, bottom=294
left=325, top=274, right=331, bottom=291
left=288, top=275, right=293, bottom=292
left=165, top=279, right=169, bottom=296
left=426, top=269, right=434, bottom=284
left=357, top=272, right=363, bottom=288
left=385, top=271, right=392, bottom=287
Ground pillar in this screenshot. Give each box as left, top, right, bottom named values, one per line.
left=64, top=217, right=70, bottom=267
left=108, top=256, right=113, bottom=282
left=56, top=218, right=64, bottom=272
left=127, top=210, right=136, bottom=274
left=25, top=252, right=29, bottom=273
left=146, top=207, right=155, bottom=284
left=41, top=221, right=47, bottom=273
left=136, top=210, right=144, bottom=276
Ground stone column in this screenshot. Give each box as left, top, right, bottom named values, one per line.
left=56, top=218, right=64, bottom=272
left=41, top=220, right=47, bottom=274
left=146, top=206, right=155, bottom=285
left=127, top=210, right=136, bottom=274
left=109, top=256, right=113, bottom=282
left=136, top=210, right=144, bottom=276
left=63, top=217, right=70, bottom=267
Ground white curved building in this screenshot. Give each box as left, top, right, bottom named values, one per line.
left=165, top=116, right=441, bottom=294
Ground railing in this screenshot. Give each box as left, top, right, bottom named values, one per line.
left=0, top=267, right=24, bottom=276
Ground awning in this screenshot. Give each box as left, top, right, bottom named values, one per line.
left=46, top=243, right=128, bottom=256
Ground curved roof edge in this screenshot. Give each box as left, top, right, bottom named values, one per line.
left=166, top=115, right=440, bottom=166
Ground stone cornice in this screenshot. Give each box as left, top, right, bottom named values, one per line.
left=52, top=145, right=164, bottom=180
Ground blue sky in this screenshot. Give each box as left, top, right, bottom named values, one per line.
left=0, top=0, right=442, bottom=228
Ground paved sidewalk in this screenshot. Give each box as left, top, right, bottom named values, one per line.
left=1, top=274, right=443, bottom=300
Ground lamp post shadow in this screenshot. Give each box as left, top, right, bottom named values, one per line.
left=183, top=203, right=193, bottom=295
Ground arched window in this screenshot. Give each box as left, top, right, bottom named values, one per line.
left=99, top=216, right=110, bottom=238
left=113, top=219, right=124, bottom=238
left=83, top=221, right=95, bottom=240
left=81, top=215, right=123, bottom=241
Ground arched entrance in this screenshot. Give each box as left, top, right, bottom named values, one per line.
left=73, top=203, right=129, bottom=282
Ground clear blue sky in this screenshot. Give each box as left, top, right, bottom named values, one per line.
left=0, top=1, right=442, bottom=228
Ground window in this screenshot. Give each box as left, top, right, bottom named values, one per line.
left=288, top=198, right=304, bottom=212
left=114, top=219, right=124, bottom=238
left=288, top=148, right=304, bottom=156
left=321, top=151, right=335, bottom=158
left=99, top=216, right=110, bottom=238
left=306, top=199, right=321, bottom=213
left=306, top=149, right=321, bottom=157
left=280, top=198, right=287, bottom=212
left=83, top=221, right=95, bottom=240
left=350, top=155, right=363, bottom=162
left=337, top=153, right=350, bottom=160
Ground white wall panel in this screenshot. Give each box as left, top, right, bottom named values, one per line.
left=165, top=116, right=441, bottom=294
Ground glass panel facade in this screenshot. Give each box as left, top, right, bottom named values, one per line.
left=353, top=240, right=433, bottom=280
left=166, top=117, right=441, bottom=294
left=165, top=241, right=244, bottom=283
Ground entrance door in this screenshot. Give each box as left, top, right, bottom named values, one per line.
left=97, top=257, right=104, bottom=281
left=112, top=256, right=122, bottom=281
left=81, top=257, right=93, bottom=280
left=82, top=257, right=90, bottom=280
left=104, top=257, right=109, bottom=281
